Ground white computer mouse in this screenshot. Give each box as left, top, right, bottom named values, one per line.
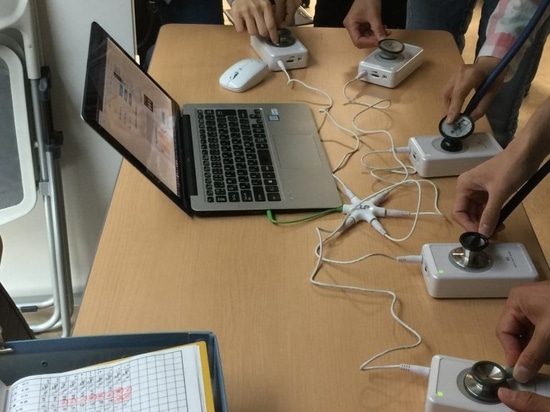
left=219, top=58, right=270, bottom=92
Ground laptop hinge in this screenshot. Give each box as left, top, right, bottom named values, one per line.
left=180, top=114, right=198, bottom=204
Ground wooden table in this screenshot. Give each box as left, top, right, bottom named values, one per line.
left=74, top=25, right=549, bottom=411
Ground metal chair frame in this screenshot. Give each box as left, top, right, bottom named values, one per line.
left=0, top=0, right=73, bottom=337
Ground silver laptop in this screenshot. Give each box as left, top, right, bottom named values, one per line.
left=81, top=22, right=341, bottom=216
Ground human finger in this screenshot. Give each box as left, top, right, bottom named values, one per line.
left=513, top=326, right=550, bottom=383
left=496, top=304, right=531, bottom=367
left=499, top=387, right=550, bottom=412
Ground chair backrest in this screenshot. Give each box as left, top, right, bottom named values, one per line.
left=0, top=0, right=41, bottom=79
left=0, top=43, right=37, bottom=226
left=0, top=0, right=38, bottom=226
left=0, top=237, right=35, bottom=341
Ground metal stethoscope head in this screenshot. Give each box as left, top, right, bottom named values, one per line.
left=463, top=360, right=513, bottom=403
left=451, top=232, right=491, bottom=270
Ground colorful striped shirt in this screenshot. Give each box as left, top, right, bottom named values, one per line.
left=479, top=0, right=548, bottom=77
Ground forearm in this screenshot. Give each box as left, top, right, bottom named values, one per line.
left=479, top=0, right=544, bottom=79
left=502, top=97, right=550, bottom=177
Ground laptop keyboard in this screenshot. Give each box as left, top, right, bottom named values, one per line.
left=198, top=108, right=282, bottom=204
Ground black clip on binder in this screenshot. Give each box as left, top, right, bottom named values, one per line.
left=0, top=331, right=228, bottom=411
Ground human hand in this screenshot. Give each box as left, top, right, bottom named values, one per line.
left=440, top=56, right=504, bottom=125
left=494, top=281, right=550, bottom=410
left=498, top=386, right=550, bottom=411
left=496, top=281, right=550, bottom=381
left=452, top=98, right=550, bottom=236
left=452, top=148, right=529, bottom=237
left=231, top=0, right=299, bottom=44
left=274, top=0, right=300, bottom=28
left=343, top=0, right=389, bottom=49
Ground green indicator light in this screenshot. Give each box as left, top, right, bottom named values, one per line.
left=437, top=391, right=443, bottom=397
left=438, top=269, right=444, bottom=274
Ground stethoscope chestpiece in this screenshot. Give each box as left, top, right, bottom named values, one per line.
left=438, top=114, right=475, bottom=152
left=268, top=28, right=296, bottom=47
left=377, top=38, right=405, bottom=60
left=463, top=360, right=510, bottom=403
left=451, top=232, right=492, bottom=270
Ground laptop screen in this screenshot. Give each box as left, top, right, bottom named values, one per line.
left=82, top=22, right=179, bottom=196
left=83, top=23, right=342, bottom=216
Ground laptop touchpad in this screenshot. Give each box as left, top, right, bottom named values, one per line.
left=272, top=134, right=322, bottom=169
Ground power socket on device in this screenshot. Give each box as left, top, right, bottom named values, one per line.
left=426, top=355, right=550, bottom=412
left=250, top=28, right=308, bottom=71
left=408, top=133, right=502, bottom=178
left=421, top=239, right=537, bottom=298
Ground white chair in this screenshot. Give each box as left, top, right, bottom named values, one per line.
left=0, top=43, right=36, bottom=224
left=0, top=0, right=73, bottom=337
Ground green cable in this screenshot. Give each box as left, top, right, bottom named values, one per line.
left=266, top=206, right=343, bottom=224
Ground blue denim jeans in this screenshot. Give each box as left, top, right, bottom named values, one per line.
left=154, top=0, right=224, bottom=25
left=145, top=0, right=224, bottom=68
left=406, top=0, right=550, bottom=146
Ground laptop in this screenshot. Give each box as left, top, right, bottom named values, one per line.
left=81, top=22, right=341, bottom=216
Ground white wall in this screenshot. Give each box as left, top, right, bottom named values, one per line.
left=0, top=0, right=135, bottom=301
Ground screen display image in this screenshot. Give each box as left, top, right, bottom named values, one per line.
left=97, top=38, right=178, bottom=195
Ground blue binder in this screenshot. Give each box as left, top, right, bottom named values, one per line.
left=0, top=331, right=228, bottom=411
